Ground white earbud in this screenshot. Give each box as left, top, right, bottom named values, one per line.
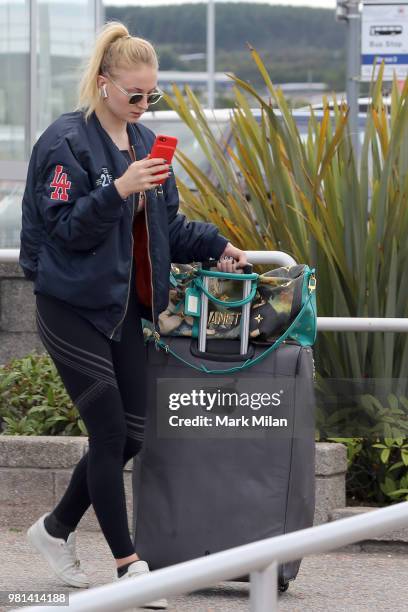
left=101, top=84, right=108, bottom=99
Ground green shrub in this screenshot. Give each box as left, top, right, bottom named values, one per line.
left=327, top=436, right=408, bottom=504
left=0, top=351, right=87, bottom=436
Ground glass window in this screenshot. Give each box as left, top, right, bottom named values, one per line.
left=0, top=179, right=26, bottom=248
left=0, top=0, right=97, bottom=248
left=36, top=0, right=96, bottom=137
left=0, top=0, right=29, bottom=161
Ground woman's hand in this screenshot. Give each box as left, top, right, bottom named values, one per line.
left=114, top=156, right=170, bottom=199
left=216, top=242, right=248, bottom=273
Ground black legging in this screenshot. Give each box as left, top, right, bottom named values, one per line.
left=35, top=259, right=147, bottom=559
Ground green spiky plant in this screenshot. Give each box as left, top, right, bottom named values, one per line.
left=166, top=50, right=408, bottom=388
left=164, top=48, right=408, bottom=503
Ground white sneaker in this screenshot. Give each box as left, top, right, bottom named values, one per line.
left=27, top=512, right=90, bottom=588
left=115, top=560, right=168, bottom=609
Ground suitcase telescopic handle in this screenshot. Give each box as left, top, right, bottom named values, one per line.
left=198, top=260, right=255, bottom=355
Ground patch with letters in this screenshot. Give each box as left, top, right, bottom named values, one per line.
left=96, top=167, right=113, bottom=188
left=49, top=165, right=72, bottom=201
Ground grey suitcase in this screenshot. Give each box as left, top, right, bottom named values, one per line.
left=132, top=255, right=316, bottom=591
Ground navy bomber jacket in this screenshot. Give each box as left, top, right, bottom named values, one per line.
left=19, top=111, right=229, bottom=341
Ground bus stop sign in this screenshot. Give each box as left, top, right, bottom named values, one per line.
left=362, top=0, right=408, bottom=81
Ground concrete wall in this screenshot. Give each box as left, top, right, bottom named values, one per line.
left=0, top=262, right=45, bottom=366
left=0, top=436, right=347, bottom=531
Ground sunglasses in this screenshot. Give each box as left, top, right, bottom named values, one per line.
left=105, top=74, right=163, bottom=105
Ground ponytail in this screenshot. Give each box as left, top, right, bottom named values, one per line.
left=75, top=21, right=159, bottom=122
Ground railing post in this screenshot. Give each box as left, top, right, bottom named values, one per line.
left=249, top=560, right=278, bottom=611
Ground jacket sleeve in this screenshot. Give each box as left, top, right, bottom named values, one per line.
left=37, top=137, right=126, bottom=251
left=164, top=172, right=229, bottom=264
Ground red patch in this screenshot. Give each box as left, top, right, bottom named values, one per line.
left=50, top=165, right=71, bottom=201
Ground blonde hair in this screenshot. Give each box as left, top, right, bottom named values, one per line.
left=75, top=21, right=159, bottom=122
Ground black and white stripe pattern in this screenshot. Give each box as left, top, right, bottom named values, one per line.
left=36, top=305, right=145, bottom=440
left=35, top=306, right=119, bottom=388
left=74, top=379, right=110, bottom=411
left=124, top=412, right=146, bottom=442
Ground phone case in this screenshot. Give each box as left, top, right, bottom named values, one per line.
left=150, top=135, right=178, bottom=184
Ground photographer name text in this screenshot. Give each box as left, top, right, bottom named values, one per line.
left=168, top=415, right=288, bottom=428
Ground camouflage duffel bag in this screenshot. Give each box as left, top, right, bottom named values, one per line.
left=142, top=262, right=316, bottom=347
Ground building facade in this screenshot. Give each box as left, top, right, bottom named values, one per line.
left=0, top=0, right=103, bottom=248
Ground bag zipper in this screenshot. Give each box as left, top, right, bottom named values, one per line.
left=109, top=146, right=136, bottom=340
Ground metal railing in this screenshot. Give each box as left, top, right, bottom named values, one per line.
left=4, top=247, right=408, bottom=611
left=0, top=249, right=20, bottom=262
left=12, top=502, right=408, bottom=612
left=4, top=248, right=408, bottom=333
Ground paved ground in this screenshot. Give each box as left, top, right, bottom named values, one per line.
left=1, top=526, right=408, bottom=612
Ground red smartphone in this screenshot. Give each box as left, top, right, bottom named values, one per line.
left=149, top=134, right=178, bottom=184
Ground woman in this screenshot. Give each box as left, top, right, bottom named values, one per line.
left=21, top=20, right=247, bottom=609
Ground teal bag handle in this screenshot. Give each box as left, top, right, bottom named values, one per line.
left=193, top=266, right=259, bottom=308
left=170, top=266, right=259, bottom=309
left=171, top=268, right=258, bottom=285
left=149, top=268, right=316, bottom=375
left=197, top=268, right=259, bottom=281
left=193, top=276, right=258, bottom=308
